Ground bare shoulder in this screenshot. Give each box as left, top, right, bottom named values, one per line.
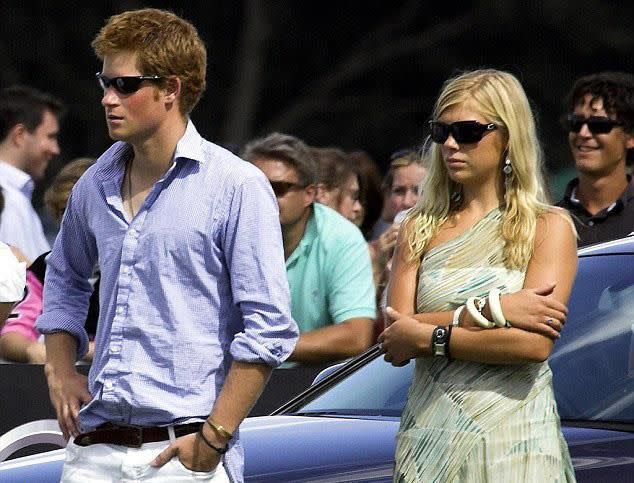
left=534, top=207, right=577, bottom=252
left=393, top=213, right=419, bottom=265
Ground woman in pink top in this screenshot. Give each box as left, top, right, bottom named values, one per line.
left=0, top=158, right=97, bottom=363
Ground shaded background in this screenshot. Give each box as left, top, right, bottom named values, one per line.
left=1, top=0, right=632, bottom=217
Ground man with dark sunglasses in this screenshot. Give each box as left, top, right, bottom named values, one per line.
left=36, top=9, right=298, bottom=483
left=557, top=72, right=634, bottom=247
left=243, top=133, right=376, bottom=366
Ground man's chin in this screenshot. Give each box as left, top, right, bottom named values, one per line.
left=107, top=129, right=127, bottom=142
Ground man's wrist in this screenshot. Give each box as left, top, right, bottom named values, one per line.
left=44, top=360, right=77, bottom=379
left=205, top=418, right=234, bottom=440
left=197, top=425, right=228, bottom=454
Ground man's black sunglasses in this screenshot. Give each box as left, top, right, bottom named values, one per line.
left=564, top=113, right=622, bottom=135
left=96, top=72, right=163, bottom=95
left=269, top=181, right=305, bottom=197
left=429, top=120, right=498, bottom=144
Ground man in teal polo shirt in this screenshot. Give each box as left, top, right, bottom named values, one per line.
left=244, top=133, right=376, bottom=364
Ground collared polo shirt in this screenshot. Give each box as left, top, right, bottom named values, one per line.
left=286, top=203, right=376, bottom=332
left=0, top=161, right=50, bottom=260
left=557, top=176, right=634, bottom=248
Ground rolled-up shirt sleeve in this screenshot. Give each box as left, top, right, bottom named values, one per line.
left=222, top=171, right=298, bottom=366
left=36, top=182, right=97, bottom=359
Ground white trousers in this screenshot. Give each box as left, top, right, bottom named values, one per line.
left=61, top=437, right=231, bottom=482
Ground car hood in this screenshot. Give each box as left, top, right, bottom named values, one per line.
left=242, top=415, right=399, bottom=482
left=1, top=416, right=631, bottom=482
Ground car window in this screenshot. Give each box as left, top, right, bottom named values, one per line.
left=551, top=254, right=634, bottom=423
left=296, top=356, right=414, bottom=416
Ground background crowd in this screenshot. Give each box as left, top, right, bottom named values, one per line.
left=1, top=69, right=633, bottom=365
left=0, top=6, right=631, bottom=482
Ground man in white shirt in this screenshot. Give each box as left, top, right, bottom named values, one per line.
left=0, top=86, right=63, bottom=260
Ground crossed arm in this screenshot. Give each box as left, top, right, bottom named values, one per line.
left=379, top=210, right=578, bottom=365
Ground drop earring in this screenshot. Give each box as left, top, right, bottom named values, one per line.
left=450, top=184, right=463, bottom=207
left=503, top=158, right=513, bottom=207
left=503, top=158, right=512, bottom=175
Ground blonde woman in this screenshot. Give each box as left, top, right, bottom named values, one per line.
left=378, top=70, right=578, bottom=482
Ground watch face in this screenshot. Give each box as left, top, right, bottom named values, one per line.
left=434, top=327, right=446, bottom=341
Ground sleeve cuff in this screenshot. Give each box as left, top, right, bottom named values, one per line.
left=230, top=330, right=298, bottom=367
left=36, top=313, right=90, bottom=360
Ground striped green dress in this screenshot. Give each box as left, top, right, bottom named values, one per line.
left=394, top=208, right=576, bottom=482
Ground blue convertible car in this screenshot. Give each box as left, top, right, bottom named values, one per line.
left=1, top=236, right=633, bottom=482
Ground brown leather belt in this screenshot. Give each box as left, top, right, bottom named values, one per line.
left=74, top=422, right=202, bottom=448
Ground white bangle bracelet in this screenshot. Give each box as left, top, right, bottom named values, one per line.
left=452, top=305, right=465, bottom=327
left=466, top=296, right=495, bottom=328
left=488, top=288, right=509, bottom=327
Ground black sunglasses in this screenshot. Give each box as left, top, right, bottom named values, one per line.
left=269, top=181, right=305, bottom=197
left=564, top=113, right=622, bottom=135
left=429, top=120, right=498, bottom=144
left=96, top=72, right=163, bottom=95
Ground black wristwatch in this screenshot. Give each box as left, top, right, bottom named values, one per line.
left=431, top=326, right=451, bottom=357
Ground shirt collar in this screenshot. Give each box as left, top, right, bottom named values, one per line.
left=564, top=175, right=633, bottom=212
left=286, top=205, right=317, bottom=267
left=173, top=119, right=206, bottom=164
left=94, top=119, right=206, bottom=181
left=0, top=161, right=34, bottom=197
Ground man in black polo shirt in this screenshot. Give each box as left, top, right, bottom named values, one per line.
left=557, top=72, right=634, bottom=247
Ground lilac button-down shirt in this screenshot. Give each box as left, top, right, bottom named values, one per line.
left=37, top=121, right=298, bottom=482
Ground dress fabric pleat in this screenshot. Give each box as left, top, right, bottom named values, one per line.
left=394, top=208, right=576, bottom=483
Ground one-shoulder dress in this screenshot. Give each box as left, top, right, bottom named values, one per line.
left=394, top=208, right=576, bottom=482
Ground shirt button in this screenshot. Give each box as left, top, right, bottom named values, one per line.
left=588, top=221, right=595, bottom=226
left=110, top=345, right=121, bottom=354
left=122, top=266, right=130, bottom=274
left=104, top=380, right=114, bottom=390
left=116, top=306, right=124, bottom=315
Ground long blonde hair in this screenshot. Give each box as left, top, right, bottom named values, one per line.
left=407, top=69, right=550, bottom=269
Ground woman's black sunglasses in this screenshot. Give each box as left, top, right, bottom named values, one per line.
left=564, top=114, right=622, bottom=134
left=429, top=120, right=498, bottom=144
left=96, top=72, right=163, bottom=95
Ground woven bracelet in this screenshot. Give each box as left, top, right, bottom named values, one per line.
left=197, top=426, right=228, bottom=454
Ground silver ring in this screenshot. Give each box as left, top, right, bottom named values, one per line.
left=546, top=319, right=553, bottom=325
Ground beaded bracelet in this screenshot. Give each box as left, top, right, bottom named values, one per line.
left=488, top=288, right=510, bottom=328
left=466, top=296, right=495, bottom=328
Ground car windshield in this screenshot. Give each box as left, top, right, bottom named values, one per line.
left=295, top=356, right=413, bottom=417
left=295, top=253, right=634, bottom=424
left=550, top=253, right=634, bottom=423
